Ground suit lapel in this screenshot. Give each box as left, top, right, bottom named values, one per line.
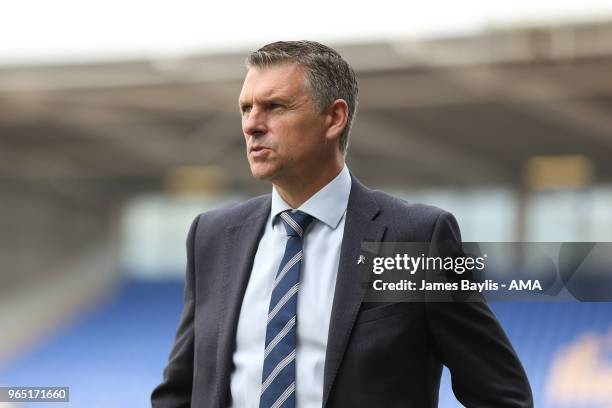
left=322, top=176, right=387, bottom=407
left=215, top=197, right=270, bottom=407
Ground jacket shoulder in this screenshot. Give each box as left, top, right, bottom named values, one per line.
left=363, top=187, right=459, bottom=240
left=368, top=187, right=449, bottom=222
left=192, top=193, right=271, bottom=231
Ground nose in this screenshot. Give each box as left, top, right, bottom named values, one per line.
left=242, top=107, right=267, bottom=138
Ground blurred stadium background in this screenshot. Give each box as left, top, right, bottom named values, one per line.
left=1, top=1, right=612, bottom=407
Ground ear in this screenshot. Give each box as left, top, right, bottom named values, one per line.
left=324, top=99, right=349, bottom=144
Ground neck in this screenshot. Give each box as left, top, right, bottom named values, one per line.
left=274, top=161, right=344, bottom=209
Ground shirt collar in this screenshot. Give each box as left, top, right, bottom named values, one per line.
left=270, top=164, right=352, bottom=230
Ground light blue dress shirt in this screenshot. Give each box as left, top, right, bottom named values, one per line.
left=229, top=165, right=352, bottom=408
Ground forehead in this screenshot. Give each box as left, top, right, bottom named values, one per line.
left=239, top=64, right=308, bottom=101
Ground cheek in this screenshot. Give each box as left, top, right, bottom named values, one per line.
left=270, top=115, right=323, bottom=154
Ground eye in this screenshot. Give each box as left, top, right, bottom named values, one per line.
left=241, top=106, right=252, bottom=114
left=267, top=103, right=283, bottom=111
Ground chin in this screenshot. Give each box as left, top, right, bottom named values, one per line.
left=249, top=164, right=277, bottom=181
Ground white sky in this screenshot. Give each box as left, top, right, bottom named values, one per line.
left=1, top=0, right=612, bottom=65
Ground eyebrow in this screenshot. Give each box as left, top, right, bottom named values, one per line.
left=238, top=95, right=291, bottom=110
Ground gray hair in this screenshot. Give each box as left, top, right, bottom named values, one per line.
left=246, top=40, right=358, bottom=154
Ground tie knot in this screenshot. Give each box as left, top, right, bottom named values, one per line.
left=279, top=210, right=314, bottom=237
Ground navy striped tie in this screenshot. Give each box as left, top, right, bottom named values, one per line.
left=260, top=210, right=314, bottom=408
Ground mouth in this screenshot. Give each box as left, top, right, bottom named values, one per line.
left=250, top=145, right=272, bottom=153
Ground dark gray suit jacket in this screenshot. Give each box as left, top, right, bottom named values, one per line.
left=151, top=175, right=533, bottom=407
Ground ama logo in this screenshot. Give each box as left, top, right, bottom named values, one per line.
left=509, top=280, right=542, bottom=291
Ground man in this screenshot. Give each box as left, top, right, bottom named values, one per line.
left=151, top=41, right=533, bottom=407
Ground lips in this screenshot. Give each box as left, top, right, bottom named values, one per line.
left=250, top=145, right=271, bottom=153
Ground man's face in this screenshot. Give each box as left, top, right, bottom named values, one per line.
left=239, top=64, right=329, bottom=183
